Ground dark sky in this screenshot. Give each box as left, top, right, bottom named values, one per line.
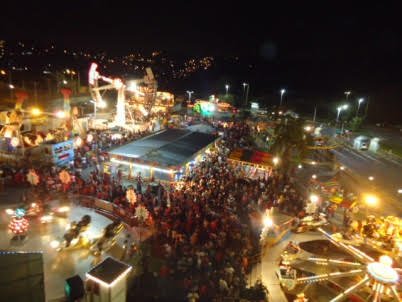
left=2, top=1, right=402, bottom=122
left=3, top=1, right=402, bottom=56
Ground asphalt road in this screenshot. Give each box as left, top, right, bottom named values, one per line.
left=332, top=145, right=402, bottom=216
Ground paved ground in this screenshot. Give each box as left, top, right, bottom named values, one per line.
left=333, top=144, right=402, bottom=216
left=0, top=199, right=132, bottom=301
left=253, top=230, right=326, bottom=302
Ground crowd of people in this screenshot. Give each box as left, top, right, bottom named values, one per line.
left=0, top=120, right=312, bottom=301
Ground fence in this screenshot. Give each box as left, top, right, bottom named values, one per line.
left=75, top=195, right=137, bottom=226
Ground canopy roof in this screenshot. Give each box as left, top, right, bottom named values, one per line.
left=108, top=128, right=217, bottom=167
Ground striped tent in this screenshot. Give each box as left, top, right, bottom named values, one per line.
left=228, top=148, right=273, bottom=167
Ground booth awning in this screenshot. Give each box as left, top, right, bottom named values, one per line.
left=228, top=148, right=273, bottom=167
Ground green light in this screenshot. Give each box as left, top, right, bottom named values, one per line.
left=65, top=283, right=71, bottom=296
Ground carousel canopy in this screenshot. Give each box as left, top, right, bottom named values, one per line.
left=228, top=148, right=273, bottom=167
left=108, top=128, right=217, bottom=167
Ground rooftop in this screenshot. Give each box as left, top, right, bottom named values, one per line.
left=108, top=128, right=217, bottom=168
left=87, top=257, right=131, bottom=285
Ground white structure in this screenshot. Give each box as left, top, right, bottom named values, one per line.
left=85, top=257, right=132, bottom=302
left=89, top=63, right=128, bottom=127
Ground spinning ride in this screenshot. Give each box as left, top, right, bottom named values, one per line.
left=278, top=228, right=401, bottom=301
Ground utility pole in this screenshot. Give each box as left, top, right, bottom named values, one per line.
left=245, top=84, right=250, bottom=108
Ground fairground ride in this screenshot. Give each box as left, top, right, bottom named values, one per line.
left=278, top=228, right=401, bottom=301
left=88, top=63, right=173, bottom=130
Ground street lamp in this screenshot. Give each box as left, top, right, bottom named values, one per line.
left=186, top=90, right=194, bottom=103
left=225, top=84, right=229, bottom=95
left=280, top=89, right=286, bottom=106
left=356, top=98, right=364, bottom=117
left=243, top=83, right=250, bottom=107
left=336, top=104, right=348, bottom=122
left=344, top=91, right=351, bottom=101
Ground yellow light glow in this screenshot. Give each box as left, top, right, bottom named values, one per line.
left=50, top=240, right=60, bottom=249
left=365, top=194, right=378, bottom=206
left=304, top=126, right=312, bottom=132
left=263, top=216, right=273, bottom=228
left=312, top=174, right=317, bottom=179
left=368, top=176, right=374, bottom=181
left=41, top=215, right=54, bottom=223
left=111, top=158, right=176, bottom=174
left=57, top=206, right=70, bottom=213
left=31, top=108, right=42, bottom=116
left=273, top=157, right=279, bottom=165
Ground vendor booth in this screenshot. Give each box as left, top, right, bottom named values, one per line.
left=228, top=148, right=273, bottom=179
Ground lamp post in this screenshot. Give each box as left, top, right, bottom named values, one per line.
left=280, top=89, right=286, bottom=106
left=243, top=83, right=249, bottom=108
left=225, top=84, right=229, bottom=95
left=186, top=90, right=194, bottom=103
left=336, top=104, right=348, bottom=122
left=356, top=98, right=364, bottom=117
left=344, top=91, right=351, bottom=101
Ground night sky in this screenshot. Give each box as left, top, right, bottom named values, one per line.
left=2, top=1, right=402, bottom=122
